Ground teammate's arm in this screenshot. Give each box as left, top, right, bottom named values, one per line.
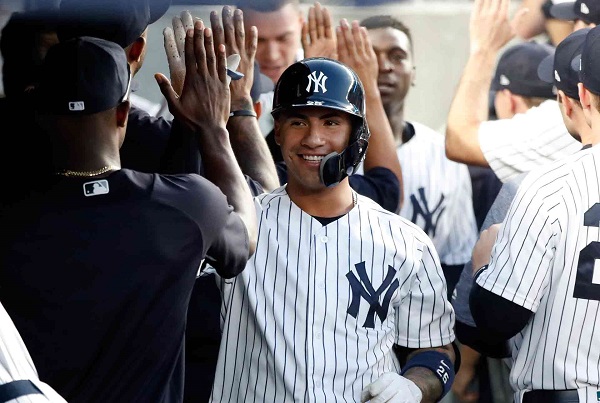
left=337, top=18, right=404, bottom=209
left=445, top=0, right=523, bottom=166
left=156, top=22, right=258, bottom=255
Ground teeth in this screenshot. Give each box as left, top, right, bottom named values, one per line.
left=303, top=155, right=323, bottom=161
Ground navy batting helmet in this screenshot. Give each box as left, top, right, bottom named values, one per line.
left=271, top=57, right=370, bottom=187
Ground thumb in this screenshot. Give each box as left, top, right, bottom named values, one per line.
left=155, top=73, right=178, bottom=106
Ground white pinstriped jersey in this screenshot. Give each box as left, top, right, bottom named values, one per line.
left=476, top=145, right=600, bottom=402
left=355, top=121, right=478, bottom=265
left=210, top=187, right=455, bottom=403
left=479, top=100, right=582, bottom=183
left=396, top=122, right=478, bottom=265
left=0, top=303, right=67, bottom=403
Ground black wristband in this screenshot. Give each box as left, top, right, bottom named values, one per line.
left=229, top=109, right=257, bottom=118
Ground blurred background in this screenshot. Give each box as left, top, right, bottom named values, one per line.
left=0, top=0, right=512, bottom=132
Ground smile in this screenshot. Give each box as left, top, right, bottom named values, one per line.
left=302, top=155, right=324, bottom=161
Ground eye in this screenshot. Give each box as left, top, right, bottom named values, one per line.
left=389, top=52, right=407, bottom=64
left=324, top=119, right=340, bottom=126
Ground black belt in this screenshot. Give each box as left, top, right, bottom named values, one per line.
left=0, top=380, right=43, bottom=402
left=523, top=389, right=579, bottom=403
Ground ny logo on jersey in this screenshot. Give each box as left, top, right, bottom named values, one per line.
left=346, top=262, right=399, bottom=328
left=306, top=71, right=328, bottom=93
left=410, top=187, right=446, bottom=237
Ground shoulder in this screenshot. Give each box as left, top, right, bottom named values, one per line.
left=355, top=194, right=433, bottom=241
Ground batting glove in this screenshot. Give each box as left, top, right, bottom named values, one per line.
left=361, top=372, right=423, bottom=403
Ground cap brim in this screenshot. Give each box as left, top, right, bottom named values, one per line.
left=550, top=2, right=577, bottom=20
left=148, top=0, right=172, bottom=24
left=537, top=53, right=555, bottom=83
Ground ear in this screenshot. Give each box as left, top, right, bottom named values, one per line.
left=579, top=83, right=591, bottom=110
left=558, top=90, right=574, bottom=117
left=116, top=101, right=130, bottom=128
left=274, top=119, right=282, bottom=146
left=253, top=101, right=263, bottom=119
left=127, top=36, right=146, bottom=64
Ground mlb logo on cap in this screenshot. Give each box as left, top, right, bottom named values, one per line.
left=69, top=102, right=85, bottom=111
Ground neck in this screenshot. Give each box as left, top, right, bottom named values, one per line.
left=384, top=101, right=406, bottom=146
left=286, top=181, right=355, bottom=218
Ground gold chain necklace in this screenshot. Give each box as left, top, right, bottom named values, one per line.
left=55, top=166, right=118, bottom=177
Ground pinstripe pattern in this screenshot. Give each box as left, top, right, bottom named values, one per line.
left=0, top=303, right=67, bottom=402
left=355, top=122, right=478, bottom=265
left=211, top=187, right=455, bottom=403
left=479, top=100, right=582, bottom=183
left=396, top=122, right=478, bottom=265
left=476, top=146, right=600, bottom=402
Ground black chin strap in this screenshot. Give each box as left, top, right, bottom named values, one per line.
left=319, top=140, right=366, bottom=187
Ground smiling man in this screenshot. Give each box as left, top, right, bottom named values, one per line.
left=210, top=57, right=457, bottom=403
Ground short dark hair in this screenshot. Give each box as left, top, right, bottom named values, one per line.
left=359, top=15, right=413, bottom=49
left=235, top=0, right=299, bottom=13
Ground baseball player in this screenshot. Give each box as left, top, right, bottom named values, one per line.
left=210, top=57, right=457, bottom=403
left=445, top=0, right=582, bottom=183
left=358, top=15, right=478, bottom=298
left=469, top=25, right=600, bottom=403
left=0, top=302, right=66, bottom=403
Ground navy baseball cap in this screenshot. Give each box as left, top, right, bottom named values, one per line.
left=35, top=36, right=132, bottom=115
left=578, top=24, right=600, bottom=94
left=58, top=0, right=171, bottom=48
left=537, top=28, right=589, bottom=99
left=491, top=41, right=556, bottom=99
left=551, top=0, right=600, bottom=25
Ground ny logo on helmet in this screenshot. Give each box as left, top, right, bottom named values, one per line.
left=306, top=71, right=328, bottom=93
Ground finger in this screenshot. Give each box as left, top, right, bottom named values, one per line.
left=163, top=27, right=180, bottom=64
left=301, top=20, right=310, bottom=50
left=335, top=23, right=348, bottom=62
left=222, top=5, right=236, bottom=53
left=341, top=18, right=357, bottom=59
left=204, top=27, right=216, bottom=77
left=351, top=20, right=364, bottom=56
left=322, top=6, right=334, bottom=38
left=233, top=8, right=246, bottom=54
left=315, top=2, right=325, bottom=38
left=247, top=25, right=258, bottom=61
left=192, top=22, right=206, bottom=76
left=186, top=24, right=198, bottom=75
left=510, top=7, right=529, bottom=33
left=308, top=6, right=317, bottom=41
left=472, top=0, right=485, bottom=17
left=155, top=73, right=177, bottom=107
left=360, top=26, right=375, bottom=60
left=172, top=16, right=186, bottom=56
left=210, top=10, right=225, bottom=54
left=216, top=43, right=227, bottom=84
left=181, top=10, right=194, bottom=31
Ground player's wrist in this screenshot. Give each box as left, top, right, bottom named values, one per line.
left=401, top=351, right=455, bottom=401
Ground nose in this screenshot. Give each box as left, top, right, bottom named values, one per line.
left=262, top=40, right=279, bottom=63
left=301, top=124, right=326, bottom=148
left=377, top=53, right=393, bottom=72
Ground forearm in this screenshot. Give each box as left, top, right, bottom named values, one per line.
left=445, top=49, right=496, bottom=166
left=362, top=89, right=404, bottom=209
left=403, top=345, right=456, bottom=402
left=198, top=126, right=258, bottom=255
left=228, top=96, right=279, bottom=192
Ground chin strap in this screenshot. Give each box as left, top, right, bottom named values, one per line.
left=319, top=139, right=368, bottom=187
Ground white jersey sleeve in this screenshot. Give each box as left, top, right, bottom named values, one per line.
left=475, top=147, right=600, bottom=397
left=479, top=100, right=581, bottom=183
left=0, top=303, right=67, bottom=403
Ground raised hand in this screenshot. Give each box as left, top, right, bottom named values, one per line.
left=336, top=19, right=378, bottom=92
left=155, top=22, right=230, bottom=133
left=210, top=6, right=257, bottom=110
left=469, top=0, right=527, bottom=55
left=163, top=10, right=197, bottom=96
left=301, top=1, right=337, bottom=59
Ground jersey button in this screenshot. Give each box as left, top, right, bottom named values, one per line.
left=315, top=332, right=321, bottom=339
left=318, top=282, right=325, bottom=290
left=314, top=380, right=322, bottom=388
left=320, top=236, right=328, bottom=243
